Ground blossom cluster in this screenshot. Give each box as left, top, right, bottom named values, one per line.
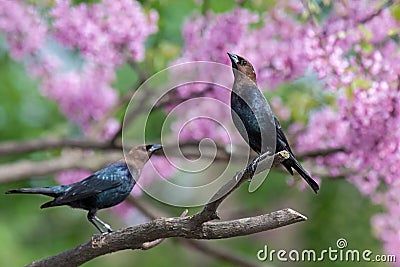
left=0, top=0, right=158, bottom=131
left=51, top=0, right=158, bottom=67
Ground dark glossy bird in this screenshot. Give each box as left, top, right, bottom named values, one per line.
left=227, top=52, right=319, bottom=193
left=5, top=144, right=163, bottom=233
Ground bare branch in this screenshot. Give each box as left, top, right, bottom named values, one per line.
left=0, top=138, right=121, bottom=157
left=0, top=134, right=343, bottom=165
left=27, top=208, right=306, bottom=267
left=358, top=0, right=393, bottom=24
left=297, top=147, right=345, bottom=160
left=154, top=86, right=213, bottom=109
left=0, top=151, right=122, bottom=183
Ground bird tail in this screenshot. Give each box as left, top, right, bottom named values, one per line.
left=5, top=186, right=61, bottom=198
left=40, top=200, right=60, bottom=209
left=288, top=155, right=319, bottom=194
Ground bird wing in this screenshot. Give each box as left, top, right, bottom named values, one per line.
left=52, top=162, right=130, bottom=205
left=53, top=177, right=122, bottom=205
left=231, top=85, right=276, bottom=154
left=274, top=116, right=294, bottom=155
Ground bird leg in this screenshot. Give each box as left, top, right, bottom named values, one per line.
left=93, top=215, right=113, bottom=233
left=248, top=156, right=261, bottom=176
left=87, top=210, right=113, bottom=233
left=248, top=150, right=276, bottom=176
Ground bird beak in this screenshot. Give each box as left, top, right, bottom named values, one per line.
left=148, top=144, right=163, bottom=153
left=227, top=52, right=239, bottom=68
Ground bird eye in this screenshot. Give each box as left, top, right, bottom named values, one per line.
left=241, top=60, right=247, bottom=66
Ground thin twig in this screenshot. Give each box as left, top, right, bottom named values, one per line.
left=0, top=138, right=121, bottom=157
left=358, top=0, right=394, bottom=24
left=154, top=86, right=213, bottom=109
left=0, top=151, right=122, bottom=183
left=297, top=147, right=345, bottom=160
left=109, top=88, right=156, bottom=145
left=87, top=61, right=150, bottom=140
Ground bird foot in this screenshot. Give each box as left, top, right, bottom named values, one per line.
left=91, top=232, right=109, bottom=248
left=248, top=157, right=260, bottom=176
left=104, top=224, right=113, bottom=233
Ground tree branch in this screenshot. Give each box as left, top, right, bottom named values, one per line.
left=27, top=151, right=299, bottom=266
left=87, top=61, right=151, bottom=140
left=129, top=197, right=267, bottom=267
left=0, top=135, right=342, bottom=184
left=0, top=138, right=121, bottom=157
left=0, top=135, right=343, bottom=161
left=27, top=208, right=306, bottom=267
left=358, top=0, right=394, bottom=24
left=297, top=147, right=345, bottom=160
left=0, top=151, right=122, bottom=183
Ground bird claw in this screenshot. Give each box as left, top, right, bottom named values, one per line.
left=91, top=232, right=109, bottom=248
left=248, top=157, right=260, bottom=175
left=248, top=151, right=274, bottom=176
left=104, top=224, right=113, bottom=233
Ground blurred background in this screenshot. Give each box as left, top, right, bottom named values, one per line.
left=0, top=0, right=398, bottom=266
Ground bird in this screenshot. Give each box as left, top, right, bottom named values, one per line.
left=5, top=144, right=163, bottom=233
left=227, top=52, right=319, bottom=193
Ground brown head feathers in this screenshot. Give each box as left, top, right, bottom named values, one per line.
left=227, top=52, right=257, bottom=83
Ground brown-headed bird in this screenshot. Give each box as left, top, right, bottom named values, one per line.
left=227, top=52, right=319, bottom=193
left=5, top=144, right=163, bottom=233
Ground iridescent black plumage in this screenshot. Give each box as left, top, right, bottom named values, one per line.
left=6, top=144, right=162, bottom=233
left=228, top=52, right=319, bottom=193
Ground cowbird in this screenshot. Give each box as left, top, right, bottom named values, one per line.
left=5, top=144, right=163, bottom=233
left=227, top=52, right=319, bottom=193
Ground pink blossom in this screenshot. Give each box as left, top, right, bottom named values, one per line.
left=131, top=156, right=177, bottom=197
left=41, top=63, right=118, bottom=130
left=372, top=181, right=400, bottom=264
left=0, top=0, right=157, bottom=133
left=51, top=0, right=158, bottom=67
left=100, top=118, right=121, bottom=141
left=0, top=0, right=47, bottom=59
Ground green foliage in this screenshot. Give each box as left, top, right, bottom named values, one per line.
left=304, top=0, right=333, bottom=23
left=0, top=53, right=65, bottom=140
left=391, top=2, right=400, bottom=21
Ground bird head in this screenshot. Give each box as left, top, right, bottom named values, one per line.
left=127, top=144, right=163, bottom=168
left=227, top=52, right=256, bottom=83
